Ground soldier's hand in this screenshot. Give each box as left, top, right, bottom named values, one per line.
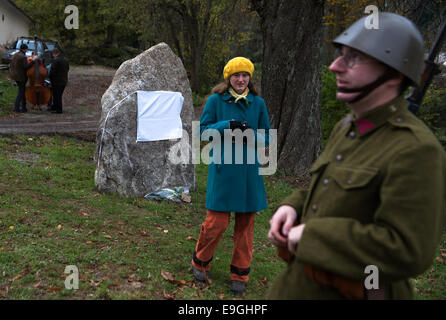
left=287, top=224, right=306, bottom=254
left=268, top=205, right=298, bottom=247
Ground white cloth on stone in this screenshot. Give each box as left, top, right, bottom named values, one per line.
left=137, top=90, right=184, bottom=142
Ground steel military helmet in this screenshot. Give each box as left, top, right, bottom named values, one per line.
left=333, top=12, right=425, bottom=86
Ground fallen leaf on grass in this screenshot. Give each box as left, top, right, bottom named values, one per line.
left=81, top=212, right=89, bottom=217
left=163, top=289, right=176, bottom=300
left=181, top=193, right=191, bottom=203
left=258, top=277, right=268, bottom=287
left=12, top=274, right=22, bottom=282
left=128, top=274, right=138, bottom=282
left=130, top=281, right=144, bottom=289
left=186, top=236, right=197, bottom=242
left=48, top=286, right=62, bottom=293
left=0, top=291, right=5, bottom=298
left=90, top=280, right=101, bottom=287
left=140, top=231, right=148, bottom=236
left=160, top=270, right=190, bottom=286
left=8, top=226, right=14, bottom=231
left=57, top=224, right=62, bottom=230
left=104, top=235, right=112, bottom=239
left=85, top=241, right=93, bottom=245
left=161, top=270, right=175, bottom=282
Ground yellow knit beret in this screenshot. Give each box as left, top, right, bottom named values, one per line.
left=223, top=57, right=255, bottom=80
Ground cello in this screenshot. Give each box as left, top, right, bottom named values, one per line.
left=25, top=36, right=51, bottom=110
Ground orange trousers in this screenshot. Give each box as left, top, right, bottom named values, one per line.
left=191, top=210, right=255, bottom=282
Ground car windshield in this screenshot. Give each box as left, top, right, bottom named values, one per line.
left=15, top=40, right=44, bottom=52
left=16, top=40, right=35, bottom=50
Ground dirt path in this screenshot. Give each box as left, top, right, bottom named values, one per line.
left=0, top=65, right=202, bottom=135
left=0, top=65, right=116, bottom=134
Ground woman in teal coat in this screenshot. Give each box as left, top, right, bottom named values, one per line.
left=191, top=57, right=271, bottom=294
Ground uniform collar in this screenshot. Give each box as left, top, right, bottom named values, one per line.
left=222, top=91, right=254, bottom=104
left=350, top=95, right=407, bottom=136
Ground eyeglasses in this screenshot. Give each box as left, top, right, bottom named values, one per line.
left=334, top=48, right=373, bottom=69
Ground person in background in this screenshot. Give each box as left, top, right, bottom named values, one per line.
left=49, top=48, right=69, bottom=114
left=46, top=53, right=54, bottom=112
left=191, top=57, right=271, bottom=294
left=268, top=12, right=446, bottom=300
left=10, top=44, right=32, bottom=112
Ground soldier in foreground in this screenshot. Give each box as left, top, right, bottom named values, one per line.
left=268, top=13, right=446, bottom=299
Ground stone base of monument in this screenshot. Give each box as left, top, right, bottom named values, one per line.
left=94, top=43, right=195, bottom=197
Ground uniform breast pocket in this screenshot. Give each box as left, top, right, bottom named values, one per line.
left=325, top=165, right=380, bottom=220
left=331, top=166, right=378, bottom=190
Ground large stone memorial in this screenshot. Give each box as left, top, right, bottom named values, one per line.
left=94, top=43, right=195, bottom=197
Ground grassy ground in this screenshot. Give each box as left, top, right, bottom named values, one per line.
left=0, top=71, right=444, bottom=300
left=0, top=133, right=295, bottom=300
left=0, top=71, right=17, bottom=117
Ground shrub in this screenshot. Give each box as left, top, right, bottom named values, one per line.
left=418, top=84, right=446, bottom=147
left=192, top=92, right=205, bottom=108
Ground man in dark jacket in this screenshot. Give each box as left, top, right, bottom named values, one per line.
left=49, top=48, right=69, bottom=114
left=10, top=44, right=31, bottom=112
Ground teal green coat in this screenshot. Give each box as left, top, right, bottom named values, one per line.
left=200, top=91, right=271, bottom=213
left=268, top=96, right=446, bottom=299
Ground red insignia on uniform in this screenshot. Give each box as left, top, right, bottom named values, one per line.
left=356, top=118, right=375, bottom=134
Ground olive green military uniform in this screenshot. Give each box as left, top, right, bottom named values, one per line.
left=268, top=95, right=446, bottom=299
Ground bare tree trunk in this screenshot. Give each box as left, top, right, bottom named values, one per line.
left=251, top=0, right=325, bottom=175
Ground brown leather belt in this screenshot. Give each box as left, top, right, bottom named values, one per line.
left=278, top=247, right=386, bottom=300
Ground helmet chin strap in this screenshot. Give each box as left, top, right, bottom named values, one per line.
left=337, top=72, right=395, bottom=104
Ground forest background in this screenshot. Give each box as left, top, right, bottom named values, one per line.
left=11, top=0, right=446, bottom=175
left=10, top=0, right=444, bottom=92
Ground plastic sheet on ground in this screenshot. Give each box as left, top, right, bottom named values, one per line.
left=144, top=187, right=191, bottom=203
